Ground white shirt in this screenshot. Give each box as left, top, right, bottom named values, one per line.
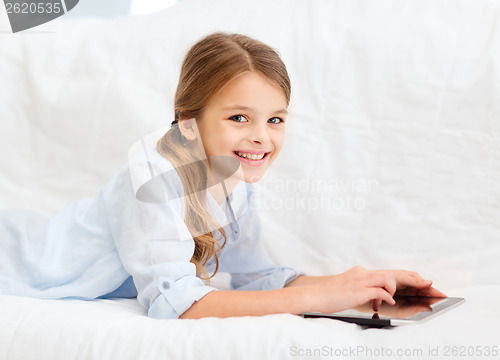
left=0, top=133, right=303, bottom=319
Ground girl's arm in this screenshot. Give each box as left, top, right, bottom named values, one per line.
left=179, top=266, right=446, bottom=319
left=179, top=285, right=313, bottom=319
left=179, top=266, right=394, bottom=319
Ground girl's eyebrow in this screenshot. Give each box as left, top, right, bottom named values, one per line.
left=222, top=105, right=288, bottom=115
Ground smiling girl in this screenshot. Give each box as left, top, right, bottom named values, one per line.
left=0, top=32, right=444, bottom=320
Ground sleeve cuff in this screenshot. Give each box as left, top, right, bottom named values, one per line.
left=148, top=275, right=218, bottom=319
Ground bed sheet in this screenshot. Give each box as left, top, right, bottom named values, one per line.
left=1, top=284, right=498, bottom=360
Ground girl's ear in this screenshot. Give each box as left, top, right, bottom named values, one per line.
left=178, top=118, right=198, bottom=141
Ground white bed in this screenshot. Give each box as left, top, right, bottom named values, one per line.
left=1, top=0, right=499, bottom=359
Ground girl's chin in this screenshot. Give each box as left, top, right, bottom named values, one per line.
left=231, top=169, right=261, bottom=183
left=243, top=177, right=261, bottom=183
left=241, top=172, right=263, bottom=183
left=232, top=164, right=267, bottom=183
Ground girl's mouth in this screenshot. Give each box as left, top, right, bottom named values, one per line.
left=232, top=151, right=271, bottom=167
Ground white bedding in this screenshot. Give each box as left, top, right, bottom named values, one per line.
left=1, top=0, right=499, bottom=359
left=1, top=285, right=498, bottom=360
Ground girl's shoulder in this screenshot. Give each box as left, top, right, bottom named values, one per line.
left=127, top=127, right=179, bottom=196
left=102, top=128, right=184, bottom=204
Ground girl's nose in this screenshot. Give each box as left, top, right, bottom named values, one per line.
left=248, top=121, right=270, bottom=144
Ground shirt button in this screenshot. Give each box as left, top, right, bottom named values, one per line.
left=162, top=281, right=170, bottom=290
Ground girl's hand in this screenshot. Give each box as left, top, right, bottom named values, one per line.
left=371, top=269, right=447, bottom=312
left=306, top=266, right=446, bottom=315
left=308, top=266, right=398, bottom=314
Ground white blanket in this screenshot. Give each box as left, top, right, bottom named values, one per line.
left=1, top=285, right=498, bottom=359
left=1, top=0, right=499, bottom=358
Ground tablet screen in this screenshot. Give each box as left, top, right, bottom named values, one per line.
left=301, top=295, right=465, bottom=326
left=334, top=295, right=445, bottom=320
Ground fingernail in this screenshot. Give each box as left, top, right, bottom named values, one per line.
left=423, top=280, right=432, bottom=285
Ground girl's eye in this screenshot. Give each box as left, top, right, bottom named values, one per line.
left=230, top=115, right=248, bottom=123
left=268, top=117, right=284, bottom=124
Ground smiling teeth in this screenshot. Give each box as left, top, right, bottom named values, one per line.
left=236, top=152, right=265, bottom=160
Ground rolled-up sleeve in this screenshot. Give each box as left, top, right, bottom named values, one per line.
left=220, top=185, right=305, bottom=291
left=103, top=162, right=217, bottom=320
left=149, top=267, right=217, bottom=319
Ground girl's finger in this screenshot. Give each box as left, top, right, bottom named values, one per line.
left=367, top=271, right=397, bottom=296
left=395, top=271, right=433, bottom=290
left=370, top=287, right=396, bottom=306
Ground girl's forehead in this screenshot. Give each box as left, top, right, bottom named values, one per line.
left=209, top=72, right=287, bottom=110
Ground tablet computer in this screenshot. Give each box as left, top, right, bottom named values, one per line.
left=300, top=295, right=465, bottom=328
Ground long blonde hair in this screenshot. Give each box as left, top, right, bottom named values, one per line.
left=157, top=32, right=291, bottom=282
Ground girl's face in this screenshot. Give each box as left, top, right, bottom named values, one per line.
left=194, top=71, right=288, bottom=183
